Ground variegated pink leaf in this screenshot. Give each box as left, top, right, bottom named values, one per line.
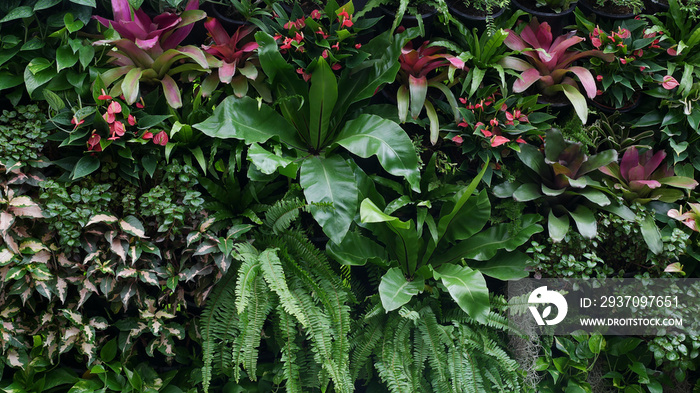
left=513, top=68, right=542, bottom=93
left=567, top=66, right=597, bottom=99
left=160, top=74, right=182, bottom=109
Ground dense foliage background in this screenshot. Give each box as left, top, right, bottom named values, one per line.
left=1, top=0, right=700, bottom=391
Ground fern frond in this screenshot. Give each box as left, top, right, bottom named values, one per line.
left=200, top=268, right=239, bottom=393
left=418, top=308, right=450, bottom=392
left=275, top=309, right=302, bottom=393
left=233, top=276, right=272, bottom=381
left=235, top=251, right=260, bottom=314
left=257, top=248, right=308, bottom=327
left=263, top=197, right=307, bottom=233
left=376, top=318, right=413, bottom=393
left=349, top=314, right=384, bottom=381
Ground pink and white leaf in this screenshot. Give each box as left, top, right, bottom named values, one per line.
left=567, top=66, right=597, bottom=99
left=160, top=74, right=182, bottom=109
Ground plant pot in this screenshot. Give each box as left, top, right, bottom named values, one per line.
left=643, top=0, right=668, bottom=13
left=378, top=5, right=439, bottom=38
left=448, top=1, right=506, bottom=32
left=510, top=0, right=577, bottom=35
left=577, top=0, right=637, bottom=22
left=537, top=92, right=573, bottom=119
left=589, top=92, right=642, bottom=115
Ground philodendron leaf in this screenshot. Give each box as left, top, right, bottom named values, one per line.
left=569, top=205, right=597, bottom=239
left=300, top=155, right=358, bottom=244
left=194, top=96, right=304, bottom=150
left=447, top=214, right=543, bottom=261
left=335, top=114, right=421, bottom=192
left=434, top=263, right=489, bottom=323
left=247, top=143, right=296, bottom=176
left=71, top=155, right=100, bottom=180
left=548, top=210, right=570, bottom=242
left=327, top=230, right=389, bottom=267
left=640, top=214, right=663, bottom=255
left=379, top=267, right=423, bottom=312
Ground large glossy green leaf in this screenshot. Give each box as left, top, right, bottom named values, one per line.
left=360, top=198, right=410, bottom=229
left=308, top=58, right=337, bottom=150
left=569, top=205, right=596, bottom=239
left=544, top=128, right=567, bottom=162
left=468, top=250, right=531, bottom=281
left=518, top=144, right=550, bottom=178
left=513, top=183, right=543, bottom=202
left=579, top=149, right=618, bottom=176
left=300, top=155, right=358, bottom=244
left=444, top=214, right=543, bottom=261
left=576, top=188, right=610, bottom=206
left=435, top=161, right=489, bottom=246
left=548, top=210, right=570, bottom=242
left=56, top=45, right=78, bottom=72
left=247, top=143, right=297, bottom=175
left=434, top=264, right=489, bottom=323
left=640, top=214, right=662, bottom=255
left=327, top=230, right=388, bottom=267
left=194, top=96, right=303, bottom=150
left=378, top=267, right=423, bottom=312
left=335, top=114, right=421, bottom=192
left=71, top=155, right=100, bottom=180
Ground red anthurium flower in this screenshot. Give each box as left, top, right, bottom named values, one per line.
left=310, top=9, right=322, bottom=19
left=108, top=121, right=126, bottom=140
left=142, top=131, right=154, bottom=140
left=662, top=75, right=679, bottom=90
left=338, top=10, right=353, bottom=28
left=98, top=89, right=112, bottom=100
left=452, top=135, right=463, bottom=145
left=71, top=117, right=85, bottom=129
left=87, top=133, right=102, bottom=151
left=153, top=130, right=168, bottom=146
left=127, top=114, right=137, bottom=126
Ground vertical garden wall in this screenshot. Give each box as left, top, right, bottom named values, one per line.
left=0, top=0, right=699, bottom=391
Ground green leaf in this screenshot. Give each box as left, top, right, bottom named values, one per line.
left=449, top=215, right=543, bottom=261
left=247, top=143, right=295, bottom=175
left=327, top=230, right=388, bottom=266
left=468, top=250, right=530, bottom=280
left=518, top=144, right=549, bottom=178
left=548, top=210, right=570, bottom=242
left=71, top=155, right=100, bottom=179
left=119, top=215, right=146, bottom=238
left=557, top=83, right=588, bottom=124
left=70, top=0, right=96, bottom=6
left=56, top=45, right=78, bottom=72
left=588, top=335, right=605, bottom=354
left=99, top=339, right=118, bottom=364
left=308, top=57, right=337, bottom=150
left=576, top=188, right=610, bottom=206
left=436, top=161, right=489, bottom=244
left=569, top=205, right=596, bottom=238
left=121, top=67, right=142, bottom=104
left=300, top=155, right=358, bottom=244
left=0, top=6, right=33, bottom=23
left=378, top=267, right=423, bottom=312
left=628, top=362, right=649, bottom=384
left=513, top=183, right=543, bottom=202
left=24, top=63, right=57, bottom=97
left=335, top=114, right=421, bottom=192
left=360, top=198, right=409, bottom=229
left=34, top=0, right=62, bottom=11
left=194, top=96, right=303, bottom=150
left=545, top=128, right=567, bottom=161
left=579, top=149, right=618, bottom=176
left=43, top=89, right=65, bottom=111
left=434, top=264, right=489, bottom=323
left=640, top=214, right=663, bottom=255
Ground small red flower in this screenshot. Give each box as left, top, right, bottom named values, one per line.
left=281, top=37, right=294, bottom=50
left=142, top=131, right=154, bottom=140
left=87, top=133, right=101, bottom=151
left=458, top=118, right=469, bottom=128
left=153, top=131, right=169, bottom=146
left=127, top=114, right=136, bottom=126
left=136, top=98, right=145, bottom=109
left=331, top=63, right=341, bottom=71
left=338, top=10, right=353, bottom=28
left=452, top=135, right=463, bottom=145
left=667, top=47, right=678, bottom=56
left=316, top=27, right=329, bottom=39
left=71, top=117, right=84, bottom=129
left=311, top=9, right=322, bottom=19
left=98, top=89, right=112, bottom=101
left=491, top=136, right=509, bottom=147
left=355, top=43, right=362, bottom=49
left=490, top=118, right=499, bottom=127
left=596, top=75, right=603, bottom=82
left=459, top=97, right=468, bottom=104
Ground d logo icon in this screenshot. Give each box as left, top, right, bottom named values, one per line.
left=528, top=286, right=568, bottom=326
